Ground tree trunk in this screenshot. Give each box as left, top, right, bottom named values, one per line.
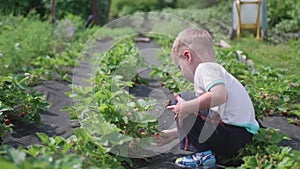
left=50, top=0, right=55, bottom=24
left=92, top=0, right=111, bottom=26
left=92, top=0, right=100, bottom=25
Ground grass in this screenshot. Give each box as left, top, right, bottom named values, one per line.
left=231, top=37, right=300, bottom=77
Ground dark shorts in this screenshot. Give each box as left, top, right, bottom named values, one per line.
left=175, top=92, right=253, bottom=157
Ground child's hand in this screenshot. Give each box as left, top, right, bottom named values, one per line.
left=154, top=129, right=178, bottom=146
left=167, top=94, right=187, bottom=127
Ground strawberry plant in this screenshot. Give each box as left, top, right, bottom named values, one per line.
left=215, top=48, right=300, bottom=119
left=237, top=128, right=300, bottom=169
left=218, top=128, right=300, bottom=168
left=241, top=146, right=300, bottom=169
left=27, top=26, right=137, bottom=86
left=0, top=75, right=50, bottom=138
left=0, top=108, right=13, bottom=143
left=0, top=129, right=126, bottom=169
left=66, top=38, right=160, bottom=161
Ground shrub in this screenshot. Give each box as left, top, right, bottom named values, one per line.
left=0, top=0, right=46, bottom=16
left=0, top=15, right=53, bottom=75
left=0, top=0, right=92, bottom=21
left=267, top=0, right=300, bottom=33
left=175, top=0, right=226, bottom=9
left=109, top=0, right=175, bottom=18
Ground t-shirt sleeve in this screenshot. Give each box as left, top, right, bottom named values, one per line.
left=194, top=62, right=225, bottom=92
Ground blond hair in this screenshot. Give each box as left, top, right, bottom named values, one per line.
left=172, top=28, right=215, bottom=62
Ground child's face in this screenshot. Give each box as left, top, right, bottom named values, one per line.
left=172, top=50, right=200, bottom=83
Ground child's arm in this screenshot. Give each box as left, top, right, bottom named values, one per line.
left=196, top=83, right=227, bottom=110
left=167, top=84, right=227, bottom=126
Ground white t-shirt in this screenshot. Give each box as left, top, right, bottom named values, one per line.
left=194, top=62, right=259, bottom=134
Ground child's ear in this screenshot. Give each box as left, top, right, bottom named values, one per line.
left=183, top=50, right=192, bottom=63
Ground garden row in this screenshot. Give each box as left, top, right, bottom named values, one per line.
left=0, top=14, right=94, bottom=140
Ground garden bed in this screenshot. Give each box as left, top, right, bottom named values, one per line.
left=2, top=37, right=299, bottom=169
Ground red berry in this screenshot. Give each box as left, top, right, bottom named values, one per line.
left=262, top=95, right=266, bottom=99
left=281, top=112, right=287, bottom=116
left=161, top=83, right=165, bottom=87
left=265, top=109, right=270, bottom=114
left=4, top=119, right=10, bottom=125
left=138, top=129, right=145, bottom=134
left=154, top=133, right=159, bottom=137
left=20, top=112, right=26, bottom=118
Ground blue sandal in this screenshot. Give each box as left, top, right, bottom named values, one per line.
left=175, top=150, right=216, bottom=169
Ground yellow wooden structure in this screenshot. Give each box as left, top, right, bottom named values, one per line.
left=236, top=0, right=261, bottom=39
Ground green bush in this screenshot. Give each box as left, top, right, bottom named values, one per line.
left=267, top=0, right=300, bottom=33
left=0, top=0, right=92, bottom=21
left=42, top=0, right=110, bottom=25
left=109, top=0, right=175, bottom=18
left=175, top=0, right=226, bottom=9
left=0, top=0, right=46, bottom=16
left=0, top=15, right=53, bottom=75
left=42, top=0, right=92, bottom=20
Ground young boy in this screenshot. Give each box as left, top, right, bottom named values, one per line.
left=156, top=28, right=259, bottom=168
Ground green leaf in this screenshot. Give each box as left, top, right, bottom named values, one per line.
left=23, top=145, right=45, bottom=157
left=149, top=69, right=160, bottom=77
left=60, top=106, right=73, bottom=112
left=36, top=133, right=50, bottom=144
left=291, top=110, right=300, bottom=116
left=7, top=148, right=26, bottom=165
left=55, top=136, right=66, bottom=147
left=0, top=101, right=13, bottom=112
left=63, top=143, right=73, bottom=154
left=0, top=76, right=13, bottom=83
left=242, top=156, right=258, bottom=168
left=108, top=131, right=132, bottom=145
left=73, top=128, right=90, bottom=142
left=111, top=90, right=125, bottom=99
left=0, top=161, right=18, bottom=169
left=57, top=155, right=84, bottom=169
left=278, top=107, right=287, bottom=112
